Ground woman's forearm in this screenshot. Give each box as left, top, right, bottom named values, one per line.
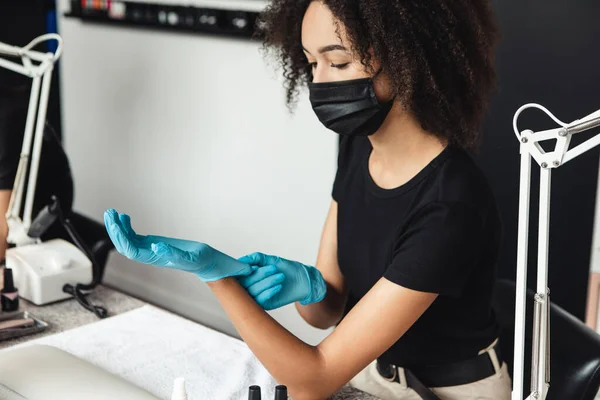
left=296, top=281, right=347, bottom=329
left=0, top=190, right=10, bottom=261
left=0, top=237, right=6, bottom=262
left=295, top=200, right=347, bottom=330
left=0, top=217, right=8, bottom=261
left=207, top=277, right=328, bottom=399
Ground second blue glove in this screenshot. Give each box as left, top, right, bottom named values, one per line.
left=237, top=252, right=327, bottom=310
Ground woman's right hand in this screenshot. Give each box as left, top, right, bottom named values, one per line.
left=237, top=252, right=327, bottom=311
left=104, top=209, right=258, bottom=282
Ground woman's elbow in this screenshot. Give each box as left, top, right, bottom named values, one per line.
left=286, top=348, right=334, bottom=400
left=288, top=382, right=335, bottom=400
left=289, top=388, right=327, bottom=400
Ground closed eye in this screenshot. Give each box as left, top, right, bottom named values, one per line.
left=331, top=62, right=350, bottom=69
left=308, top=62, right=350, bottom=70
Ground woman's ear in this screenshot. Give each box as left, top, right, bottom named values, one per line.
left=373, top=69, right=396, bottom=104
left=366, top=51, right=395, bottom=103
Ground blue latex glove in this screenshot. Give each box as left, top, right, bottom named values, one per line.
left=237, top=252, right=327, bottom=310
left=104, top=209, right=254, bottom=282
left=235, top=265, right=286, bottom=305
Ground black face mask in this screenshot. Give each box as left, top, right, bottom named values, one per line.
left=308, top=75, right=395, bottom=137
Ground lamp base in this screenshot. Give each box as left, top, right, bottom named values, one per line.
left=5, top=239, right=92, bottom=305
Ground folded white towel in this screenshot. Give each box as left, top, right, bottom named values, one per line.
left=2, top=305, right=278, bottom=400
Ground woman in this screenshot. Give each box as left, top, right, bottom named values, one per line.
left=104, top=1, right=510, bottom=399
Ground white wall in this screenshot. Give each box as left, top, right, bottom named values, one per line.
left=56, top=3, right=337, bottom=344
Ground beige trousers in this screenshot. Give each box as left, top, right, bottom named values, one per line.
left=349, top=341, right=512, bottom=400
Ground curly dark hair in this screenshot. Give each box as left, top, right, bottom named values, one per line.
left=258, top=0, right=500, bottom=149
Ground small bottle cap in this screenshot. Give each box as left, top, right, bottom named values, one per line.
left=248, top=385, right=261, bottom=400
left=274, top=385, right=288, bottom=400
left=171, top=377, right=188, bottom=400
left=3, top=268, right=15, bottom=292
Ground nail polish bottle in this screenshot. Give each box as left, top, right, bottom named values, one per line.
left=248, top=385, right=261, bottom=400
left=274, top=385, right=288, bottom=400
left=1, top=268, right=19, bottom=312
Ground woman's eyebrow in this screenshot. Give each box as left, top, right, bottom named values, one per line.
left=302, top=44, right=348, bottom=55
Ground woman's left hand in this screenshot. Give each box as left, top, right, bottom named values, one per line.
left=237, top=252, right=327, bottom=310
left=104, top=208, right=255, bottom=282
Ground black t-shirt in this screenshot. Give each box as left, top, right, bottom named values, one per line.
left=334, top=135, right=501, bottom=368
left=0, top=86, right=73, bottom=216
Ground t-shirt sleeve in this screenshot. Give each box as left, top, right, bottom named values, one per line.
left=384, top=201, right=483, bottom=297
